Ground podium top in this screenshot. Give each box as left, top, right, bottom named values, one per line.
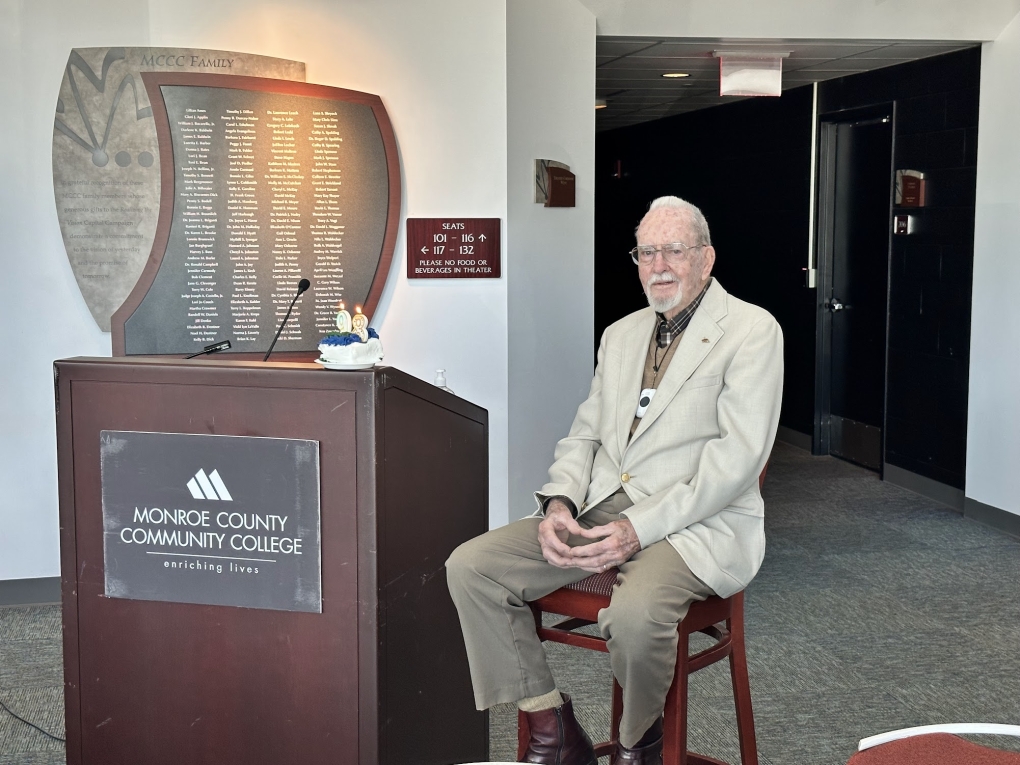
left=53, top=356, right=487, bottom=424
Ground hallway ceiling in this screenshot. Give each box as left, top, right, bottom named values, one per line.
left=596, top=38, right=979, bottom=132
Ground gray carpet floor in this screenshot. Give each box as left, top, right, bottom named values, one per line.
left=2, top=442, right=1018, bottom=764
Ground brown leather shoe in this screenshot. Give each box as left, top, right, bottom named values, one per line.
left=613, top=717, right=663, bottom=765
left=520, top=694, right=597, bottom=765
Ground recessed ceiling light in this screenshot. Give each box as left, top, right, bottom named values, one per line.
left=595, top=98, right=608, bottom=109
left=661, top=72, right=690, bottom=78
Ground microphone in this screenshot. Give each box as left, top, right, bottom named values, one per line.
left=263, top=278, right=311, bottom=362
left=184, top=339, right=231, bottom=359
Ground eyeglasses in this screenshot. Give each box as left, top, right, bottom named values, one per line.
left=629, top=242, right=705, bottom=265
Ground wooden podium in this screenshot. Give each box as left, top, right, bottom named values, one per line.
left=54, top=357, right=489, bottom=765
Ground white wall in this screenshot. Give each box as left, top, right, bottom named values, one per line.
left=0, top=0, right=510, bottom=581
left=11, top=0, right=1020, bottom=581
left=966, top=14, right=1020, bottom=517
left=506, top=0, right=596, bottom=520
left=578, top=0, right=1020, bottom=40
left=0, top=0, right=145, bottom=581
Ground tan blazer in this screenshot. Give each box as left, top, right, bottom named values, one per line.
left=534, top=279, right=784, bottom=598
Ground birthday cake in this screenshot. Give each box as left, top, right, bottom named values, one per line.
left=317, top=303, right=384, bottom=368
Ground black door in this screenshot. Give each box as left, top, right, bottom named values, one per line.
left=815, top=113, right=893, bottom=470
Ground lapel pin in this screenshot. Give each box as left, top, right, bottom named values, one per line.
left=702, top=338, right=710, bottom=343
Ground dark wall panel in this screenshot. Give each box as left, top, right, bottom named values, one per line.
left=819, top=47, right=980, bottom=488
left=595, top=47, right=979, bottom=489
left=595, top=87, right=816, bottom=434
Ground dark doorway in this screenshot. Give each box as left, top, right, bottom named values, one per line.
left=814, top=107, right=894, bottom=471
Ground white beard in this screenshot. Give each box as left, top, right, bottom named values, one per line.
left=644, top=275, right=684, bottom=313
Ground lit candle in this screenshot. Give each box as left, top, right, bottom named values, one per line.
left=335, top=301, right=352, bottom=333
left=351, top=305, right=369, bottom=341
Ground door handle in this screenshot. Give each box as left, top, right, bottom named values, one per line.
left=825, top=298, right=848, bottom=312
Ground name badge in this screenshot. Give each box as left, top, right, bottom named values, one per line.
left=635, top=388, right=656, bottom=418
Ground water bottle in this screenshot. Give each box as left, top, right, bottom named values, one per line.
left=435, top=369, right=454, bottom=393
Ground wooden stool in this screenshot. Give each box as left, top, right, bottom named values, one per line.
left=517, top=577, right=758, bottom=765
left=518, top=468, right=766, bottom=764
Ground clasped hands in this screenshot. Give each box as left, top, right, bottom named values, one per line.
left=538, top=499, right=641, bottom=573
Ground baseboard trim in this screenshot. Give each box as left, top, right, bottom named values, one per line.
left=0, top=577, right=60, bottom=607
left=776, top=425, right=812, bottom=452
left=882, top=463, right=965, bottom=511
left=964, top=497, right=1020, bottom=539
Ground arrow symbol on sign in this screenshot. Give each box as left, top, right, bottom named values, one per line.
left=479, top=234, right=487, bottom=241
left=421, top=246, right=428, bottom=254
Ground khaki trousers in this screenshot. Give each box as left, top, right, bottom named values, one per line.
left=445, top=492, right=714, bottom=748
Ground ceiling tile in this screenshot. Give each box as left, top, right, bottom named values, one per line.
left=598, top=68, right=705, bottom=81
left=796, top=58, right=890, bottom=71
left=596, top=41, right=663, bottom=58
left=780, top=71, right=845, bottom=82
left=625, top=42, right=720, bottom=58
left=847, top=43, right=971, bottom=60
left=783, top=58, right=838, bottom=71
left=780, top=43, right=889, bottom=58
left=595, top=36, right=981, bottom=130
left=598, top=56, right=719, bottom=72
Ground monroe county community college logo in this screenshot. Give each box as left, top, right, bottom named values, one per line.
left=100, top=430, right=322, bottom=612
left=187, top=468, right=233, bottom=501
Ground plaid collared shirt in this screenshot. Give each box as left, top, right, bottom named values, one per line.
left=656, top=279, right=711, bottom=348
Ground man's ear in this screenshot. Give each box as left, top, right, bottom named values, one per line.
left=700, top=246, right=716, bottom=281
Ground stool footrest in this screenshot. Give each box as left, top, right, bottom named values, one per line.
left=593, top=742, right=616, bottom=758
left=687, top=753, right=731, bottom=765
left=535, top=626, right=609, bottom=653
left=688, top=640, right=732, bottom=673
left=546, top=616, right=595, bottom=633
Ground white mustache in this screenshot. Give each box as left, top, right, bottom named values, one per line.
left=646, top=273, right=678, bottom=285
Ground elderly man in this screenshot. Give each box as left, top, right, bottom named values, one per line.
left=447, top=196, right=783, bottom=765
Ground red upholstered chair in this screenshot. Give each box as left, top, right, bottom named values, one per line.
left=849, top=726, right=1020, bottom=765
left=518, top=468, right=768, bottom=765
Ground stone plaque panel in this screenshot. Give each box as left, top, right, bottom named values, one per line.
left=52, top=48, right=306, bottom=331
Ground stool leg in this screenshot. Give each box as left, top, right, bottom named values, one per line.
left=662, top=628, right=691, bottom=765
left=518, top=708, right=530, bottom=761
left=611, top=677, right=624, bottom=747
left=728, top=600, right=759, bottom=765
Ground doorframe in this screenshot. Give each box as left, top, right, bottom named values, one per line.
left=811, top=102, right=897, bottom=472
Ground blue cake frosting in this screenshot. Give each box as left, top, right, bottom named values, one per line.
left=319, top=328, right=380, bottom=346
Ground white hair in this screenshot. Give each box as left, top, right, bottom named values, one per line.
left=640, top=195, right=712, bottom=246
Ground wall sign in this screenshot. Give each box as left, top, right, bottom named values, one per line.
left=52, top=47, right=306, bottom=332
left=100, top=430, right=322, bottom=612
left=107, top=73, right=401, bottom=355
left=406, top=218, right=501, bottom=279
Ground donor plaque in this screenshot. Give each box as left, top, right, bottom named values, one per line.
left=100, top=430, right=322, bottom=612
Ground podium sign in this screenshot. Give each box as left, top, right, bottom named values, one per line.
left=100, top=430, right=322, bottom=612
